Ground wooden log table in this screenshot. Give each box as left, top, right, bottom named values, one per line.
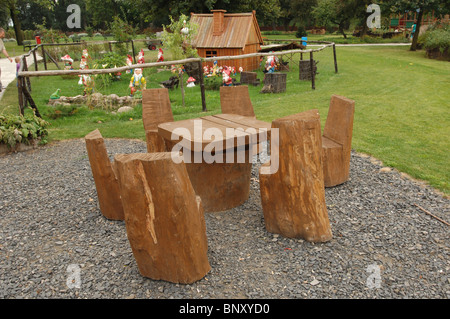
left=158, top=114, right=271, bottom=213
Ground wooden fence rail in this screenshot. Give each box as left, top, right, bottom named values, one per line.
left=17, top=40, right=337, bottom=117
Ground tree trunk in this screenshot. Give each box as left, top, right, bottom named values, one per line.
left=9, top=5, right=24, bottom=46
left=338, top=24, right=347, bottom=39
left=410, top=9, right=424, bottom=51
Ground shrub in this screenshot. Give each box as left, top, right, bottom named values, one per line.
left=296, top=26, right=307, bottom=38
left=419, top=23, right=450, bottom=55
left=0, top=114, right=50, bottom=149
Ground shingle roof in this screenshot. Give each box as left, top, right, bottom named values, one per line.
left=190, top=12, right=263, bottom=50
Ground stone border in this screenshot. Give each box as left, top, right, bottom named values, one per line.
left=0, top=138, right=41, bottom=156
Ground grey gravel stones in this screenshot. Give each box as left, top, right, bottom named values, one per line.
left=0, top=139, right=448, bottom=299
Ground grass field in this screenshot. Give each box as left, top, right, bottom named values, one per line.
left=1, top=40, right=449, bottom=195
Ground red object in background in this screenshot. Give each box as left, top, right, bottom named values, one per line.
left=35, top=36, right=41, bottom=44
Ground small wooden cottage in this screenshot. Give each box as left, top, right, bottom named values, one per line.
left=190, top=10, right=264, bottom=71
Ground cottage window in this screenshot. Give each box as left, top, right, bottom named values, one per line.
left=206, top=50, right=217, bottom=57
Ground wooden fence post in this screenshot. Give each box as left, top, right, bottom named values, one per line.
left=310, top=52, right=315, bottom=90
left=333, top=43, right=338, bottom=73
left=41, top=45, right=47, bottom=70
left=197, top=61, right=207, bottom=112
left=32, top=49, right=38, bottom=71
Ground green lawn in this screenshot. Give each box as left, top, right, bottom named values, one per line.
left=1, top=43, right=449, bottom=195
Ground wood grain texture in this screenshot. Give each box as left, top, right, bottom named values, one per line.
left=220, top=86, right=256, bottom=118
left=322, top=95, right=355, bottom=187
left=84, top=129, right=124, bottom=220
left=259, top=110, right=332, bottom=242
left=114, top=152, right=210, bottom=284
left=142, top=88, right=174, bottom=152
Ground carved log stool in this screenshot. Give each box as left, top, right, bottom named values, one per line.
left=260, top=72, right=287, bottom=93
left=259, top=109, right=332, bottom=242
left=114, top=152, right=211, bottom=284
left=85, top=129, right=124, bottom=220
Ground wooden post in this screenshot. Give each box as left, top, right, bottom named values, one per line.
left=131, top=40, right=136, bottom=64
left=108, top=42, right=112, bottom=52
left=197, top=61, right=207, bottom=112
left=333, top=43, right=338, bottom=73
left=43, top=49, right=61, bottom=69
left=32, top=49, right=38, bottom=71
left=17, top=76, right=24, bottom=115
left=41, top=45, right=47, bottom=70
left=22, top=57, right=31, bottom=92
left=114, top=153, right=211, bottom=284
left=259, top=109, right=332, bottom=242
left=310, top=52, right=315, bottom=90
left=21, top=81, right=41, bottom=118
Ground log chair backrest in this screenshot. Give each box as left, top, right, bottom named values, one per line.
left=323, top=95, right=355, bottom=151
left=219, top=85, right=256, bottom=118
left=142, top=88, right=174, bottom=131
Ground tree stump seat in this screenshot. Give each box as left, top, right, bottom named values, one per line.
left=260, top=72, right=287, bottom=93
left=114, top=152, right=211, bottom=284
left=85, top=129, right=124, bottom=221
left=259, top=109, right=332, bottom=242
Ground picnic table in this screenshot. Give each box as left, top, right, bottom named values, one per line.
left=158, top=113, right=271, bottom=213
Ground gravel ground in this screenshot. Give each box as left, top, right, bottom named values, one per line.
left=0, top=138, right=448, bottom=299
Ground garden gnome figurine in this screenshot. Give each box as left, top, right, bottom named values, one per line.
left=222, top=66, right=232, bottom=86
left=61, top=54, right=73, bottom=70
left=157, top=48, right=164, bottom=62
left=138, top=49, right=145, bottom=64
left=126, top=54, right=133, bottom=74
left=129, top=68, right=146, bottom=96
left=265, top=53, right=277, bottom=73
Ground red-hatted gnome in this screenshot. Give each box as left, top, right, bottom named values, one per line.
left=138, top=49, right=145, bottom=64
left=126, top=54, right=133, bottom=74
left=157, top=48, right=164, bottom=62
left=222, top=66, right=233, bottom=86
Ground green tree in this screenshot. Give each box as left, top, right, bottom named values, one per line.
left=0, top=0, right=24, bottom=44
left=161, top=14, right=199, bottom=107
left=388, top=0, right=450, bottom=51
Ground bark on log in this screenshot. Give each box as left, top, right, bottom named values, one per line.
left=114, top=152, right=211, bottom=284
left=259, top=109, right=332, bottom=242
left=260, top=73, right=287, bottom=93
left=85, top=129, right=124, bottom=220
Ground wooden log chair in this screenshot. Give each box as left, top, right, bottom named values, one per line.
left=114, top=152, right=211, bottom=284
left=219, top=85, right=269, bottom=155
left=219, top=85, right=256, bottom=118
left=322, top=95, right=355, bottom=187
left=259, top=109, right=332, bottom=242
left=142, top=88, right=174, bottom=153
left=85, top=129, right=124, bottom=221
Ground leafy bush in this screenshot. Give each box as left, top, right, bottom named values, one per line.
left=296, top=26, right=307, bottom=38
left=0, top=114, right=50, bottom=149
left=419, top=23, right=450, bottom=54
left=93, top=52, right=127, bottom=88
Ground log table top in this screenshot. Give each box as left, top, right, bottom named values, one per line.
left=158, top=114, right=271, bottom=153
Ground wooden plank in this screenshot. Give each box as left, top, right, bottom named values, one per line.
left=158, top=117, right=251, bottom=152
left=212, top=113, right=271, bottom=130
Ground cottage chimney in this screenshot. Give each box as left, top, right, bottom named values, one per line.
left=211, top=9, right=226, bottom=36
